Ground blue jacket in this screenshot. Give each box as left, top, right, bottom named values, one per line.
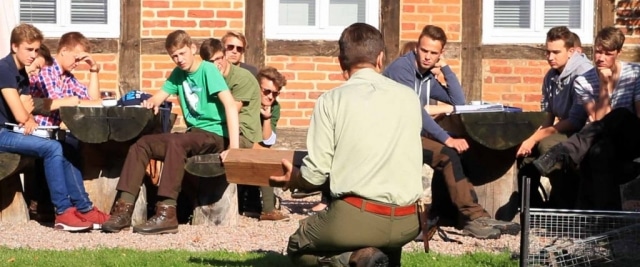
left=383, top=51, right=466, bottom=143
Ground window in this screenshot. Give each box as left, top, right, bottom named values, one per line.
left=482, top=0, right=594, bottom=44
left=15, top=0, right=120, bottom=38
left=265, top=0, right=379, bottom=40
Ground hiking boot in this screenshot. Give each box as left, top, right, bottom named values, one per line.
left=290, top=189, right=321, bottom=199
left=132, top=203, right=178, bottom=235
left=348, top=247, right=389, bottom=267
left=54, top=207, right=92, bottom=232
left=462, top=217, right=501, bottom=239
left=75, top=207, right=110, bottom=230
left=102, top=199, right=135, bottom=233
left=259, top=210, right=290, bottom=221
left=533, top=145, right=572, bottom=176
left=474, top=217, right=520, bottom=235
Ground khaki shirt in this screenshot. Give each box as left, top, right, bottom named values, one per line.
left=300, top=68, right=423, bottom=206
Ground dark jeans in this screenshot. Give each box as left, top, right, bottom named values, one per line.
left=117, top=128, right=226, bottom=200
left=518, top=133, right=579, bottom=209
left=560, top=108, right=640, bottom=210
left=422, top=137, right=489, bottom=222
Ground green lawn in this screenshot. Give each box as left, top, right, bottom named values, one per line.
left=0, top=248, right=518, bottom=267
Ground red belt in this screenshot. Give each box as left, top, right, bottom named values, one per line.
left=343, top=196, right=416, bottom=216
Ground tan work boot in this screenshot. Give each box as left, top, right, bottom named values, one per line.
left=259, top=210, right=290, bottom=221
left=348, top=247, right=389, bottom=267
left=102, top=199, right=135, bottom=233
left=462, top=217, right=501, bottom=239
left=132, top=203, right=178, bottom=235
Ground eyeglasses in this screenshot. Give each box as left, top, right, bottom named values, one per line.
left=262, top=88, right=280, bottom=97
left=225, top=44, right=244, bottom=53
left=207, top=56, right=224, bottom=63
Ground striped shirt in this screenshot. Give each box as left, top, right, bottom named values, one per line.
left=29, top=59, right=90, bottom=126
left=574, top=61, right=640, bottom=112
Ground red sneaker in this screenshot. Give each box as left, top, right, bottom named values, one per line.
left=54, top=207, right=92, bottom=232
left=75, top=207, right=110, bottom=230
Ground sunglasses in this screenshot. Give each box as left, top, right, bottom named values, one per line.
left=207, top=56, right=224, bottom=63
left=262, top=88, right=280, bottom=97
left=226, top=44, right=244, bottom=53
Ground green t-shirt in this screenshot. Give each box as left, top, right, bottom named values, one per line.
left=269, top=100, right=280, bottom=133
left=225, top=64, right=262, bottom=143
left=162, top=61, right=229, bottom=136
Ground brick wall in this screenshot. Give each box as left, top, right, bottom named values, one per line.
left=616, top=0, right=640, bottom=44
left=71, top=54, right=119, bottom=96
left=482, top=59, right=547, bottom=111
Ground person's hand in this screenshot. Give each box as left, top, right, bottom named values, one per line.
left=20, top=95, right=34, bottom=114
left=597, top=67, right=613, bottom=85
left=141, top=99, right=159, bottom=114
left=260, top=105, right=272, bottom=119
left=516, top=138, right=537, bottom=157
left=220, top=150, right=229, bottom=162
left=270, top=158, right=295, bottom=189
left=21, top=118, right=38, bottom=135
left=434, top=57, right=447, bottom=68
left=76, top=53, right=100, bottom=72
left=444, top=137, right=469, bottom=153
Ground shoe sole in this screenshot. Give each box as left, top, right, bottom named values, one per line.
left=532, top=160, right=548, bottom=176
left=461, top=229, right=501, bottom=240
left=290, top=192, right=321, bottom=199
left=102, top=226, right=130, bottom=233
left=492, top=224, right=520, bottom=236
left=54, top=223, right=92, bottom=232
left=132, top=228, right=179, bottom=235
left=367, top=252, right=390, bottom=267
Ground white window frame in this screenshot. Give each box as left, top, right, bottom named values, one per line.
left=14, top=0, right=120, bottom=38
left=482, top=0, right=594, bottom=44
left=264, top=0, right=380, bottom=40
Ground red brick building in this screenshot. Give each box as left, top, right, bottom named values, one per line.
left=13, top=0, right=640, bottom=133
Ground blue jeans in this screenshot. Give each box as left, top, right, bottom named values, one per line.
left=0, top=128, right=92, bottom=214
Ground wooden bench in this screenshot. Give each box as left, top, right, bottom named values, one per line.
left=0, top=152, right=34, bottom=223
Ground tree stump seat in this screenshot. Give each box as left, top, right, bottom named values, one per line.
left=59, top=106, right=159, bottom=143
left=0, top=152, right=35, bottom=223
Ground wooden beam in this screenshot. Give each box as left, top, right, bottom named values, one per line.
left=43, top=38, right=118, bottom=54
left=118, top=0, right=141, bottom=95
left=460, top=0, right=483, bottom=102
left=596, top=0, right=616, bottom=30
left=380, top=0, right=400, bottom=67
left=266, top=40, right=339, bottom=57
left=245, top=0, right=265, bottom=69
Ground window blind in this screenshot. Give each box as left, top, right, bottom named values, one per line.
left=71, top=0, right=108, bottom=24
left=279, top=0, right=316, bottom=26
left=328, top=0, right=366, bottom=27
left=544, top=0, right=581, bottom=28
left=20, top=0, right=57, bottom=24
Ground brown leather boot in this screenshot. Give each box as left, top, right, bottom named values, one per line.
left=102, top=199, right=135, bottom=233
left=132, top=203, right=178, bottom=235
left=348, top=247, right=389, bottom=267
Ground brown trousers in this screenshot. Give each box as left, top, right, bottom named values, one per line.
left=421, top=137, right=489, bottom=222
left=117, top=128, right=226, bottom=200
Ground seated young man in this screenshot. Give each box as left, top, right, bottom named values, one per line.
left=0, top=23, right=107, bottom=232
left=197, top=39, right=289, bottom=220
left=102, top=30, right=240, bottom=235
left=221, top=31, right=258, bottom=76
left=535, top=27, right=640, bottom=210
left=384, top=24, right=518, bottom=239
left=516, top=26, right=591, bottom=209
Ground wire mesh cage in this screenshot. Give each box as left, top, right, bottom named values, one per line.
left=525, top=208, right=640, bottom=266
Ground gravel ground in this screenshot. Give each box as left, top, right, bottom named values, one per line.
left=0, top=191, right=521, bottom=255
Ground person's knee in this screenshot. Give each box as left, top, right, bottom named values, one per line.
left=41, top=140, right=63, bottom=157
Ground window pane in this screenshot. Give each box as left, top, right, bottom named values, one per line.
left=279, top=0, right=316, bottom=26
left=493, top=0, right=531, bottom=28
left=544, top=0, right=581, bottom=28
left=20, top=0, right=57, bottom=24
left=328, top=0, right=366, bottom=27
left=71, top=0, right=108, bottom=24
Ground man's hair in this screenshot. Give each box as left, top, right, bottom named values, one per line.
left=546, top=26, right=575, bottom=49
left=338, top=23, right=384, bottom=71
left=10, top=23, right=43, bottom=48
left=399, top=41, right=418, bottom=57
left=419, top=25, right=447, bottom=47
left=221, top=31, right=247, bottom=48
left=199, top=38, right=224, bottom=60
left=571, top=32, right=582, bottom=48
left=39, top=44, right=54, bottom=66
left=595, top=26, right=625, bottom=52
left=165, top=30, right=193, bottom=52
left=257, top=66, right=287, bottom=90
left=57, top=31, right=91, bottom=53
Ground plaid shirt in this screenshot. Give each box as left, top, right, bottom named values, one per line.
left=29, top=59, right=90, bottom=126
left=574, top=61, right=640, bottom=113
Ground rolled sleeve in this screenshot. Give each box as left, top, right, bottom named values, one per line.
left=573, top=70, right=599, bottom=105
left=299, top=96, right=333, bottom=186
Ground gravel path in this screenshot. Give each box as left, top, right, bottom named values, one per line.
left=0, top=192, right=520, bottom=255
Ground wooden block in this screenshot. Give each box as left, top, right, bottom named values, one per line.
left=0, top=153, right=33, bottom=182
left=223, top=149, right=308, bottom=187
